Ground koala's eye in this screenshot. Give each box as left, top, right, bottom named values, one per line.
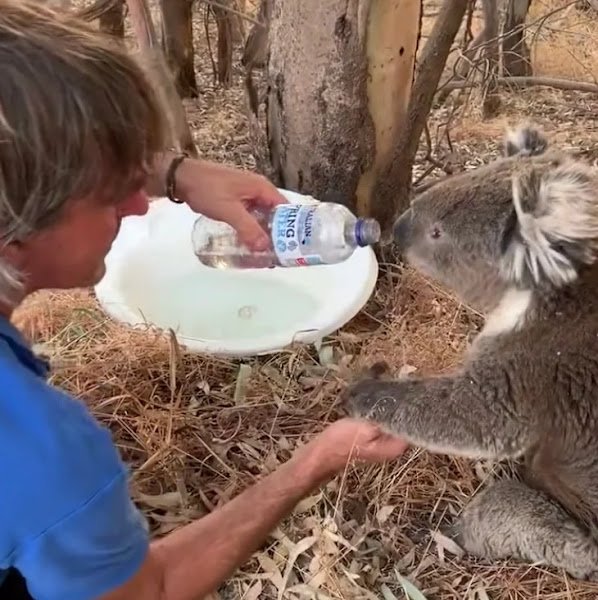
left=430, top=226, right=442, bottom=240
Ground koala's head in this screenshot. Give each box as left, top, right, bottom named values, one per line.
left=393, top=125, right=598, bottom=311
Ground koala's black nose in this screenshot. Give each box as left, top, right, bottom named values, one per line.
left=392, top=208, right=412, bottom=252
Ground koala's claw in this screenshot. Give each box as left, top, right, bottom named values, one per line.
left=342, top=378, right=393, bottom=421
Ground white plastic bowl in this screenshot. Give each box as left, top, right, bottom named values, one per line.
left=94, top=189, right=379, bottom=357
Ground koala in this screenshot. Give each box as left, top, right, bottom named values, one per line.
left=344, top=124, right=598, bottom=581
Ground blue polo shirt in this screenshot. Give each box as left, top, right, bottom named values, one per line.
left=0, top=316, right=149, bottom=599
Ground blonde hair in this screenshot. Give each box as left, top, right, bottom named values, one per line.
left=0, top=0, right=170, bottom=304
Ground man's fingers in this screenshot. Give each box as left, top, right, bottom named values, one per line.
left=252, top=182, right=288, bottom=208
left=365, top=431, right=410, bottom=458
left=221, top=205, right=271, bottom=251
left=383, top=437, right=410, bottom=454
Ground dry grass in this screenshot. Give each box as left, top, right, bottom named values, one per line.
left=14, top=0, right=598, bottom=598
left=529, top=0, right=598, bottom=81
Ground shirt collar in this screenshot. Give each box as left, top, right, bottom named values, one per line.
left=0, top=316, right=50, bottom=378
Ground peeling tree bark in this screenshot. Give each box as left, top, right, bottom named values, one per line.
left=252, top=0, right=422, bottom=228
left=354, top=0, right=422, bottom=218
left=160, top=0, right=199, bottom=98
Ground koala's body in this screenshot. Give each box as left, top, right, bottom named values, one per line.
left=345, top=125, right=598, bottom=580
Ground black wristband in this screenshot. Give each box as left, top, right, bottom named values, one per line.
left=165, top=152, right=189, bottom=204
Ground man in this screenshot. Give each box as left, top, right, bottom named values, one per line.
left=0, top=2, right=408, bottom=599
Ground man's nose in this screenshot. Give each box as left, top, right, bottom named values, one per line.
left=392, top=208, right=412, bottom=252
left=119, top=189, right=150, bottom=218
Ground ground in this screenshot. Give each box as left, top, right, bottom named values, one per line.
left=13, top=1, right=598, bottom=598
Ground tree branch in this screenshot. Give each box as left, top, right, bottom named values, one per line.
left=442, top=75, right=598, bottom=94
left=373, top=0, right=469, bottom=224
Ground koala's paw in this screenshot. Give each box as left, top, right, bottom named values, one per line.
left=342, top=378, right=394, bottom=421
left=363, top=360, right=391, bottom=379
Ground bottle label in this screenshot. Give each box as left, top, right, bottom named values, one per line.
left=271, top=204, right=324, bottom=267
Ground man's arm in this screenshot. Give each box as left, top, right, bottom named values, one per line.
left=101, top=419, right=408, bottom=600
left=101, top=436, right=336, bottom=600
left=144, top=151, right=286, bottom=252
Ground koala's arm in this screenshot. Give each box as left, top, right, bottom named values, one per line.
left=344, top=365, right=535, bottom=460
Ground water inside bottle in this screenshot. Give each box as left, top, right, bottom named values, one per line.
left=193, top=209, right=277, bottom=269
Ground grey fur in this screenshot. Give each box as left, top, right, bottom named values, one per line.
left=344, top=124, right=598, bottom=580
left=504, top=123, right=549, bottom=158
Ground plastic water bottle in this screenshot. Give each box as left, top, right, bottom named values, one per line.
left=191, top=201, right=381, bottom=269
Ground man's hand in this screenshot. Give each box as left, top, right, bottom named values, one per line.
left=175, top=158, right=287, bottom=251
left=303, top=418, right=409, bottom=478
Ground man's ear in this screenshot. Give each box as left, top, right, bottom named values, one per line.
left=500, top=159, right=598, bottom=288
left=0, top=239, right=28, bottom=304
left=0, top=239, right=26, bottom=269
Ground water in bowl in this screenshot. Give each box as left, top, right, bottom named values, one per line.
left=116, top=263, right=319, bottom=341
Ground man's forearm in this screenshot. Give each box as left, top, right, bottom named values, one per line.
left=152, top=441, right=334, bottom=600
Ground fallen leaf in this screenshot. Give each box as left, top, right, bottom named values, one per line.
left=242, top=580, right=263, bottom=600
left=398, top=364, right=417, bottom=378
left=294, top=493, right=322, bottom=514
left=376, top=504, right=396, bottom=524
left=394, top=569, right=429, bottom=600
left=396, top=548, right=416, bottom=571
left=234, top=363, right=253, bottom=405
left=278, top=536, right=318, bottom=600
left=196, top=380, right=210, bottom=395
left=430, top=530, right=464, bottom=558
left=380, top=584, right=399, bottom=600
left=257, top=553, right=284, bottom=591
left=474, top=585, right=490, bottom=600
left=136, top=491, right=182, bottom=509
left=318, top=345, right=335, bottom=366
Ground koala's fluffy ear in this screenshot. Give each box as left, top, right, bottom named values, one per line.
left=500, top=159, right=598, bottom=288
left=503, top=123, right=548, bottom=158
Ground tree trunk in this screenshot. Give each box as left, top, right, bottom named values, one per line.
left=502, top=0, right=533, bottom=77
left=232, top=0, right=247, bottom=44
left=372, top=0, right=468, bottom=226
left=99, top=0, right=125, bottom=38
left=212, top=0, right=235, bottom=88
left=125, top=0, right=198, bottom=156
left=481, top=0, right=500, bottom=118
left=160, top=0, right=199, bottom=98
left=255, top=0, right=422, bottom=227
left=242, top=0, right=271, bottom=69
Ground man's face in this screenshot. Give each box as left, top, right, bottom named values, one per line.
left=11, top=184, right=150, bottom=295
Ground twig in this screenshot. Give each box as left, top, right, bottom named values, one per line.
left=204, top=0, right=262, bottom=26
left=203, top=4, right=218, bottom=85
left=442, top=75, right=598, bottom=94
left=413, top=164, right=437, bottom=187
